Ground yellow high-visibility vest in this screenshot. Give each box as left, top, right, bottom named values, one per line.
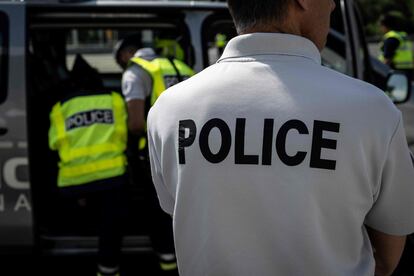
left=49, top=92, right=128, bottom=188
left=379, top=31, right=414, bottom=69
left=128, top=57, right=194, bottom=151
left=215, top=33, right=228, bottom=48
left=129, top=57, right=194, bottom=106
left=155, top=38, right=186, bottom=61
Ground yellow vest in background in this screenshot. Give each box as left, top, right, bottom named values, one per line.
left=155, top=38, right=186, bottom=61
left=128, top=57, right=194, bottom=150
left=215, top=33, right=228, bottom=48
left=379, top=31, right=414, bottom=69
left=49, top=92, right=128, bottom=188
left=129, top=57, right=194, bottom=105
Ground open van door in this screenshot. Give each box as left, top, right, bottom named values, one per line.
left=25, top=1, right=230, bottom=256
left=0, top=3, right=33, bottom=252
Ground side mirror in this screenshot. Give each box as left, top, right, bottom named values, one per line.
left=385, top=72, right=411, bottom=104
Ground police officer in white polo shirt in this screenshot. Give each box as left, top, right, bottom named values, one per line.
left=114, top=36, right=181, bottom=274
left=147, top=0, right=414, bottom=275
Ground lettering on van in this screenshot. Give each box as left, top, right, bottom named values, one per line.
left=178, top=118, right=340, bottom=170
left=0, top=194, right=31, bottom=212
left=66, top=109, right=114, bottom=131
left=0, top=157, right=31, bottom=212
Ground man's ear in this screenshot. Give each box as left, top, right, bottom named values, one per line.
left=294, top=0, right=309, bottom=10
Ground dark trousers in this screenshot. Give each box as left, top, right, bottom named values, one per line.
left=128, top=151, right=175, bottom=255
left=141, top=168, right=175, bottom=254
left=97, top=180, right=126, bottom=268
left=60, top=175, right=127, bottom=269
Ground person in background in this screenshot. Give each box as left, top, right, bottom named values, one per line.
left=48, top=64, right=128, bottom=276
left=379, top=13, right=414, bottom=79
left=114, top=35, right=194, bottom=275
left=215, top=33, right=228, bottom=55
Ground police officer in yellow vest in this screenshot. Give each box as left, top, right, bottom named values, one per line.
left=49, top=87, right=128, bottom=276
left=154, top=37, right=186, bottom=62
left=215, top=33, right=228, bottom=55
left=379, top=14, right=414, bottom=79
left=114, top=35, right=194, bottom=275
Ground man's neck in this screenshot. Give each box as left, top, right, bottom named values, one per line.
left=240, top=19, right=302, bottom=37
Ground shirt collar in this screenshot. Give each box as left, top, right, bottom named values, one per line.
left=217, top=33, right=321, bottom=64
left=134, top=48, right=157, bottom=59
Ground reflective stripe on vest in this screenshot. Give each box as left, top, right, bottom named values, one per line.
left=49, top=92, right=128, bottom=188
left=379, top=31, right=414, bottom=69
left=60, top=156, right=126, bottom=178
left=129, top=57, right=194, bottom=150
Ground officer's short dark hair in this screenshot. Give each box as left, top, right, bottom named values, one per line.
left=113, top=34, right=142, bottom=61
left=227, top=0, right=291, bottom=34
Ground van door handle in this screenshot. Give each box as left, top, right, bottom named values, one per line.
left=0, top=127, right=8, bottom=136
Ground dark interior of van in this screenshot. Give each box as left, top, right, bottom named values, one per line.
left=24, top=8, right=235, bottom=254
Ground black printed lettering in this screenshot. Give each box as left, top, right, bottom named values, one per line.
left=178, top=120, right=197, bottom=164
left=75, top=115, right=83, bottom=126
left=276, top=120, right=309, bottom=166
left=178, top=117, right=340, bottom=170
left=310, top=120, right=340, bottom=170
left=83, top=112, right=93, bottom=125
left=164, top=75, right=179, bottom=88
left=104, top=110, right=113, bottom=123
left=235, top=118, right=259, bottom=165
left=262, top=119, right=274, bottom=165
left=65, top=109, right=114, bottom=131
left=94, top=110, right=104, bottom=121
left=199, top=118, right=231, bottom=164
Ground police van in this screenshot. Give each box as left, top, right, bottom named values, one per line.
left=0, top=0, right=411, bottom=257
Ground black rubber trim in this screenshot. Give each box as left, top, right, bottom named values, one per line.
left=0, top=11, right=9, bottom=105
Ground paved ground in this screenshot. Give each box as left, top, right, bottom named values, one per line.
left=2, top=253, right=167, bottom=276
left=2, top=244, right=414, bottom=276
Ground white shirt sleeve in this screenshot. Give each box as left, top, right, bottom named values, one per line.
left=365, top=114, right=414, bottom=235
left=147, top=121, right=175, bottom=215
left=121, top=65, right=153, bottom=102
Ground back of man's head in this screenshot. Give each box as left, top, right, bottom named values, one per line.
left=227, top=0, right=291, bottom=34
left=114, top=34, right=142, bottom=69
left=227, top=0, right=335, bottom=51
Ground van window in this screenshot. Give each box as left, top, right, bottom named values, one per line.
left=0, top=12, right=9, bottom=104
left=64, top=27, right=190, bottom=91
left=66, top=28, right=187, bottom=74
left=321, top=0, right=347, bottom=75
left=201, top=14, right=237, bottom=67
left=322, top=30, right=347, bottom=74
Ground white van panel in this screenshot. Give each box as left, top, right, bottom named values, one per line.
left=0, top=3, right=33, bottom=248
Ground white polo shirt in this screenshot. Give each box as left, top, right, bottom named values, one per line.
left=147, top=33, right=414, bottom=276
left=121, top=48, right=156, bottom=102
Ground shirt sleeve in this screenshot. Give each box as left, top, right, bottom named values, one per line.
left=147, top=120, right=175, bottom=215
left=365, top=114, right=414, bottom=235
left=383, top=37, right=400, bottom=59
left=121, top=66, right=153, bottom=102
